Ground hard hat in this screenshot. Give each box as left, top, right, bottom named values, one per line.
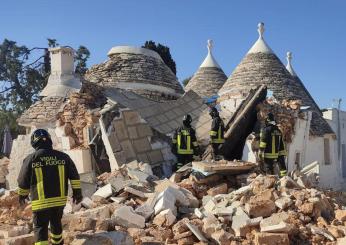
left=31, top=129, right=51, bottom=148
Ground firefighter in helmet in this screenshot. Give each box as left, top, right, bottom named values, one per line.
left=259, top=113, right=287, bottom=177
left=172, top=114, right=199, bottom=171
left=209, top=107, right=225, bottom=160
left=17, top=129, right=83, bottom=245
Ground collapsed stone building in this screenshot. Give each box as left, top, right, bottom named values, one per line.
left=7, top=22, right=342, bottom=191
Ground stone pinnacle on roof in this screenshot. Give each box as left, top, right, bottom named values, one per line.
left=200, top=39, right=221, bottom=69
left=247, top=22, right=274, bottom=54
left=184, top=40, right=227, bottom=98
left=286, top=51, right=297, bottom=77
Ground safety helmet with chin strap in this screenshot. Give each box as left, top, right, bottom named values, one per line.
left=209, top=107, right=219, bottom=118
left=31, top=129, right=52, bottom=148
left=183, top=114, right=192, bottom=127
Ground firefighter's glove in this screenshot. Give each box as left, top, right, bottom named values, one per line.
left=19, top=195, right=28, bottom=207
left=73, top=192, right=83, bottom=204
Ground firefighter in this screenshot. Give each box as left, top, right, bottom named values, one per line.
left=209, top=107, right=225, bottom=160
left=17, top=129, right=83, bottom=245
left=172, top=114, right=198, bottom=171
left=259, top=113, right=287, bottom=177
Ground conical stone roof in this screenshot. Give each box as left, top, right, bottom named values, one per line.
left=185, top=40, right=227, bottom=98
left=285, top=52, right=334, bottom=136
left=219, top=23, right=333, bottom=136
left=85, top=46, right=184, bottom=101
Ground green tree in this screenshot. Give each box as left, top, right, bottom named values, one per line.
left=182, top=76, right=192, bottom=87
left=75, top=45, right=90, bottom=75
left=142, top=41, right=177, bottom=75
left=0, top=39, right=90, bottom=148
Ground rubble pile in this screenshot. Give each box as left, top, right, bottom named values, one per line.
left=257, top=99, right=302, bottom=143
left=57, top=88, right=105, bottom=148
left=2, top=160, right=346, bottom=244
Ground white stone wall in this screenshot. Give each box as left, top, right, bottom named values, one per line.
left=323, top=108, right=346, bottom=190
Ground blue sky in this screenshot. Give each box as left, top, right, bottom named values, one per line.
left=1, top=0, right=345, bottom=109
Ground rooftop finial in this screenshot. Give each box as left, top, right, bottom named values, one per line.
left=207, top=39, right=213, bottom=53
left=258, top=22, right=264, bottom=38
left=286, top=51, right=297, bottom=76
left=286, top=51, right=292, bottom=64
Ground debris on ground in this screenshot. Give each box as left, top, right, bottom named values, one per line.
left=2, top=159, right=346, bottom=245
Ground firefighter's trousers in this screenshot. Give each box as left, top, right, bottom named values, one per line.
left=263, top=157, right=287, bottom=176
left=174, top=154, right=193, bottom=171
left=33, top=206, right=64, bottom=245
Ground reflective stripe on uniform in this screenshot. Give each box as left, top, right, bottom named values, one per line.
left=70, top=179, right=81, bottom=189
left=31, top=196, right=67, bottom=211
left=259, top=142, right=267, bottom=148
left=51, top=232, right=63, bottom=244
left=35, top=167, right=45, bottom=200
left=35, top=241, right=49, bottom=245
left=177, top=130, right=194, bottom=155
left=264, top=153, right=279, bottom=159
left=17, top=187, right=30, bottom=196
left=58, top=165, right=65, bottom=196
left=209, top=131, right=217, bottom=136
left=280, top=170, right=287, bottom=177
left=211, top=125, right=225, bottom=144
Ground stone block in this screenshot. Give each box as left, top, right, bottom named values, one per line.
left=153, top=209, right=176, bottom=227
left=137, top=124, right=153, bottom=137
left=203, top=215, right=221, bottom=238
left=123, top=110, right=141, bottom=126
left=74, top=205, right=111, bottom=220
left=232, top=214, right=251, bottom=237
left=260, top=221, right=293, bottom=233
left=212, top=230, right=232, bottom=245
left=335, top=210, right=346, bottom=222
left=154, top=189, right=177, bottom=215
left=137, top=153, right=149, bottom=163
left=128, top=169, right=149, bottom=183
left=0, top=226, right=30, bottom=238
left=186, top=222, right=207, bottom=242
left=260, top=212, right=289, bottom=230
left=92, top=184, right=113, bottom=199
left=207, top=183, right=228, bottom=196
left=135, top=204, right=154, bottom=221
left=275, top=197, right=293, bottom=210
left=69, top=216, right=96, bottom=232
left=120, top=140, right=136, bottom=160
left=213, top=207, right=235, bottom=216
left=72, top=231, right=134, bottom=245
left=245, top=199, right=276, bottom=218
left=81, top=197, right=94, bottom=209
left=147, top=150, right=164, bottom=164
left=65, top=149, right=92, bottom=173
left=133, top=138, right=151, bottom=153
left=1, top=233, right=34, bottom=245
left=127, top=126, right=138, bottom=139
left=254, top=232, right=289, bottom=245
left=124, top=186, right=145, bottom=198
left=113, top=119, right=128, bottom=140
left=204, top=199, right=217, bottom=213
left=112, top=206, right=145, bottom=228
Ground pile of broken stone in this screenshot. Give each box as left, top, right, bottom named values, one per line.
left=1, top=160, right=346, bottom=245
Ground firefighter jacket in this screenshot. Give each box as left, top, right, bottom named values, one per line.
left=259, top=124, right=286, bottom=159
left=17, top=148, right=81, bottom=212
left=172, top=126, right=198, bottom=155
left=210, top=117, right=225, bottom=144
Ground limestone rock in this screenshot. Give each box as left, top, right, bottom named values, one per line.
left=112, top=206, right=145, bottom=229
left=254, top=232, right=289, bottom=245
left=245, top=199, right=276, bottom=218
left=153, top=209, right=176, bottom=227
